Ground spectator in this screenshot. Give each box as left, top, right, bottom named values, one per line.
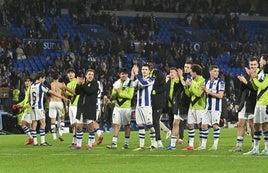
left=15, top=44, right=26, bottom=60
left=62, top=35, right=70, bottom=53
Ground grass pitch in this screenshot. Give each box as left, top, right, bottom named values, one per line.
left=0, top=128, right=268, bottom=173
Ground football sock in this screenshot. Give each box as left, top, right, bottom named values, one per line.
left=76, top=130, right=83, bottom=147
left=170, top=136, right=177, bottom=147
left=39, top=128, right=45, bottom=144
left=213, top=128, right=220, bottom=147
left=95, top=128, right=102, bottom=137
left=112, top=136, right=118, bottom=144
left=188, top=128, right=195, bottom=146
left=237, top=136, right=243, bottom=147
left=201, top=128, right=208, bottom=148
left=59, top=121, right=65, bottom=137
left=147, top=124, right=157, bottom=147
left=51, top=124, right=57, bottom=140
left=253, top=130, right=261, bottom=150
left=22, top=126, right=32, bottom=139
left=88, top=130, right=95, bottom=146
left=138, top=126, right=145, bottom=148
left=31, top=129, right=37, bottom=144
left=124, top=136, right=130, bottom=145
left=263, top=130, right=268, bottom=150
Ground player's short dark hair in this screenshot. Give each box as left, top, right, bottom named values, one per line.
left=36, top=72, right=46, bottom=80
left=66, top=68, right=75, bottom=74
left=185, top=60, right=193, bottom=65
left=119, top=68, right=128, bottom=74
left=76, top=71, right=85, bottom=78
left=261, top=54, right=268, bottom=73
left=51, top=73, right=59, bottom=80
left=191, top=64, right=203, bottom=75
left=86, top=69, right=95, bottom=74
left=261, top=54, right=268, bottom=61
left=249, top=56, right=258, bottom=62
left=142, top=63, right=150, bottom=69
left=209, top=65, right=219, bottom=71
left=169, top=67, right=178, bottom=72
left=25, top=76, right=33, bottom=82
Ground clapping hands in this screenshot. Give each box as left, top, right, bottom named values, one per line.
left=131, top=64, right=139, bottom=76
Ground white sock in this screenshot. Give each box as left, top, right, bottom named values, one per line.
left=170, top=136, right=177, bottom=147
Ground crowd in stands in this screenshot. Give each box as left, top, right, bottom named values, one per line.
left=66, top=0, right=266, bottom=16
left=0, top=0, right=267, bottom=124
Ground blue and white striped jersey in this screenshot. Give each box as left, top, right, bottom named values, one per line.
left=257, top=69, right=266, bottom=82
left=133, top=75, right=154, bottom=107
left=96, top=80, right=103, bottom=110
left=205, top=78, right=225, bottom=111
left=30, top=82, right=50, bottom=109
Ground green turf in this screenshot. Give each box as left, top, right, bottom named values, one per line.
left=0, top=128, right=267, bottom=173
